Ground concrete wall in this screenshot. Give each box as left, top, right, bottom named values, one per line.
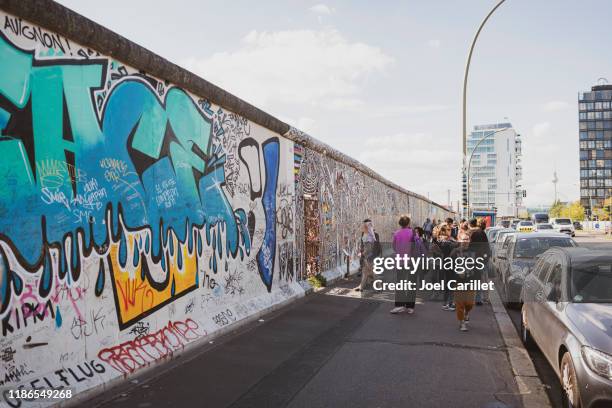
left=0, top=3, right=453, bottom=407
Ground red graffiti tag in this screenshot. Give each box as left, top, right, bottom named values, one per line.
left=97, top=319, right=203, bottom=375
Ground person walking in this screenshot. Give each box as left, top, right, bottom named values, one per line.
left=452, top=218, right=491, bottom=331
left=470, top=218, right=491, bottom=306
left=430, top=225, right=456, bottom=310
left=423, top=218, right=433, bottom=241
left=450, top=232, right=473, bottom=331
left=390, top=215, right=417, bottom=314
left=355, top=220, right=380, bottom=291
left=446, top=218, right=458, bottom=240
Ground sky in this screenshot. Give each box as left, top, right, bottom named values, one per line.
left=55, top=0, right=612, bottom=209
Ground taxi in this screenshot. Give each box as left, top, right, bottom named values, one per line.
left=516, top=220, right=535, bottom=232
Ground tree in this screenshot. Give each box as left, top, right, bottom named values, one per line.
left=549, top=199, right=564, bottom=218
left=560, top=201, right=585, bottom=221
left=592, top=207, right=610, bottom=221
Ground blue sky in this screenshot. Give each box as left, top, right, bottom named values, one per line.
left=56, top=0, right=612, bottom=208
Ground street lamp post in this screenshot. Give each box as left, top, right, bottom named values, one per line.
left=462, top=0, right=507, bottom=217
left=466, top=127, right=509, bottom=218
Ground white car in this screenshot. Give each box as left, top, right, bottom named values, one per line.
left=550, top=218, right=575, bottom=237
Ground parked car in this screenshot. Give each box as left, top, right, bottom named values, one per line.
left=499, top=220, right=511, bottom=228
left=521, top=248, right=612, bottom=408
left=497, top=232, right=576, bottom=307
left=551, top=217, right=576, bottom=237
left=491, top=230, right=517, bottom=277
left=485, top=226, right=503, bottom=242
left=517, top=220, right=535, bottom=233
left=574, top=221, right=583, bottom=231
left=535, top=223, right=554, bottom=231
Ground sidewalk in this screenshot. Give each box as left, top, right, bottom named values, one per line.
left=87, top=278, right=524, bottom=408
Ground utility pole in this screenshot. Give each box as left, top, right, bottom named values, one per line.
left=462, top=0, right=507, bottom=217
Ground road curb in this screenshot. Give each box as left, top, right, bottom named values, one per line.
left=489, top=289, right=552, bottom=408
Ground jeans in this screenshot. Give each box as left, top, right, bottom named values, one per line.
left=359, top=260, right=374, bottom=290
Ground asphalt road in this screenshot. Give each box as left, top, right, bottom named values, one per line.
left=501, top=233, right=612, bottom=408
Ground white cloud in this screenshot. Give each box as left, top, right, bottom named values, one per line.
left=181, top=29, right=393, bottom=111
left=356, top=132, right=461, bottom=203
left=426, top=39, right=441, bottom=48
left=532, top=121, right=551, bottom=138
left=542, top=100, right=569, bottom=112
left=309, top=4, right=334, bottom=15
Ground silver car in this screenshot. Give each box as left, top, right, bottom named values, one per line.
left=491, top=228, right=516, bottom=275
left=498, top=232, right=576, bottom=307
left=521, top=248, right=612, bottom=408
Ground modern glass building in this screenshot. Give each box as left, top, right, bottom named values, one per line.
left=467, top=122, right=523, bottom=218
left=578, top=84, right=612, bottom=217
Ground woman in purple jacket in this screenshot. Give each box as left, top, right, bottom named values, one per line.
left=390, top=215, right=418, bottom=314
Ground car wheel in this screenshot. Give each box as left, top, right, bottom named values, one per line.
left=520, top=308, right=535, bottom=350
left=561, top=352, right=581, bottom=408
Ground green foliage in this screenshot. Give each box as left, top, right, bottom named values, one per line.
left=307, top=274, right=327, bottom=288
left=549, top=199, right=564, bottom=218
left=560, top=201, right=586, bottom=221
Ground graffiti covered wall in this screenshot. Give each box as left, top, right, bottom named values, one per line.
left=0, top=7, right=452, bottom=407
left=0, top=11, right=303, bottom=407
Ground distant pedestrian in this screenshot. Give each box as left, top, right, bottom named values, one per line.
left=457, top=221, right=470, bottom=243
left=450, top=235, right=473, bottom=331
left=423, top=218, right=433, bottom=241
left=390, top=215, right=417, bottom=314
left=446, top=217, right=458, bottom=240
left=355, top=220, right=380, bottom=291
left=469, top=218, right=491, bottom=306
left=358, top=218, right=380, bottom=276
left=430, top=225, right=456, bottom=310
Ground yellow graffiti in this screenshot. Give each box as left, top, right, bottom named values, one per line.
left=110, top=235, right=198, bottom=328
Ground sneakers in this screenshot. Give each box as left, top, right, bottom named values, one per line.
left=406, top=308, right=415, bottom=314
left=441, top=304, right=450, bottom=311
left=460, top=321, right=468, bottom=331
left=390, top=306, right=407, bottom=314
left=442, top=304, right=456, bottom=311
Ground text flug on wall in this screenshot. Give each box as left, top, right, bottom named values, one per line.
left=0, top=10, right=452, bottom=407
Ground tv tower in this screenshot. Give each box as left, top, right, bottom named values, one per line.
left=552, top=170, right=558, bottom=203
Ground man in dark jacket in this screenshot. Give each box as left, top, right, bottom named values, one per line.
left=468, top=218, right=491, bottom=305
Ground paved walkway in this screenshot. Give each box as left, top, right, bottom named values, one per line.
left=89, top=278, right=523, bottom=408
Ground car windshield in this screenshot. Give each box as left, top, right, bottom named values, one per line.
left=556, top=219, right=571, bottom=225
left=519, top=221, right=533, bottom=226
left=514, top=237, right=574, bottom=258
left=537, top=224, right=553, bottom=229
left=571, top=260, right=612, bottom=303
left=488, top=229, right=500, bottom=241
